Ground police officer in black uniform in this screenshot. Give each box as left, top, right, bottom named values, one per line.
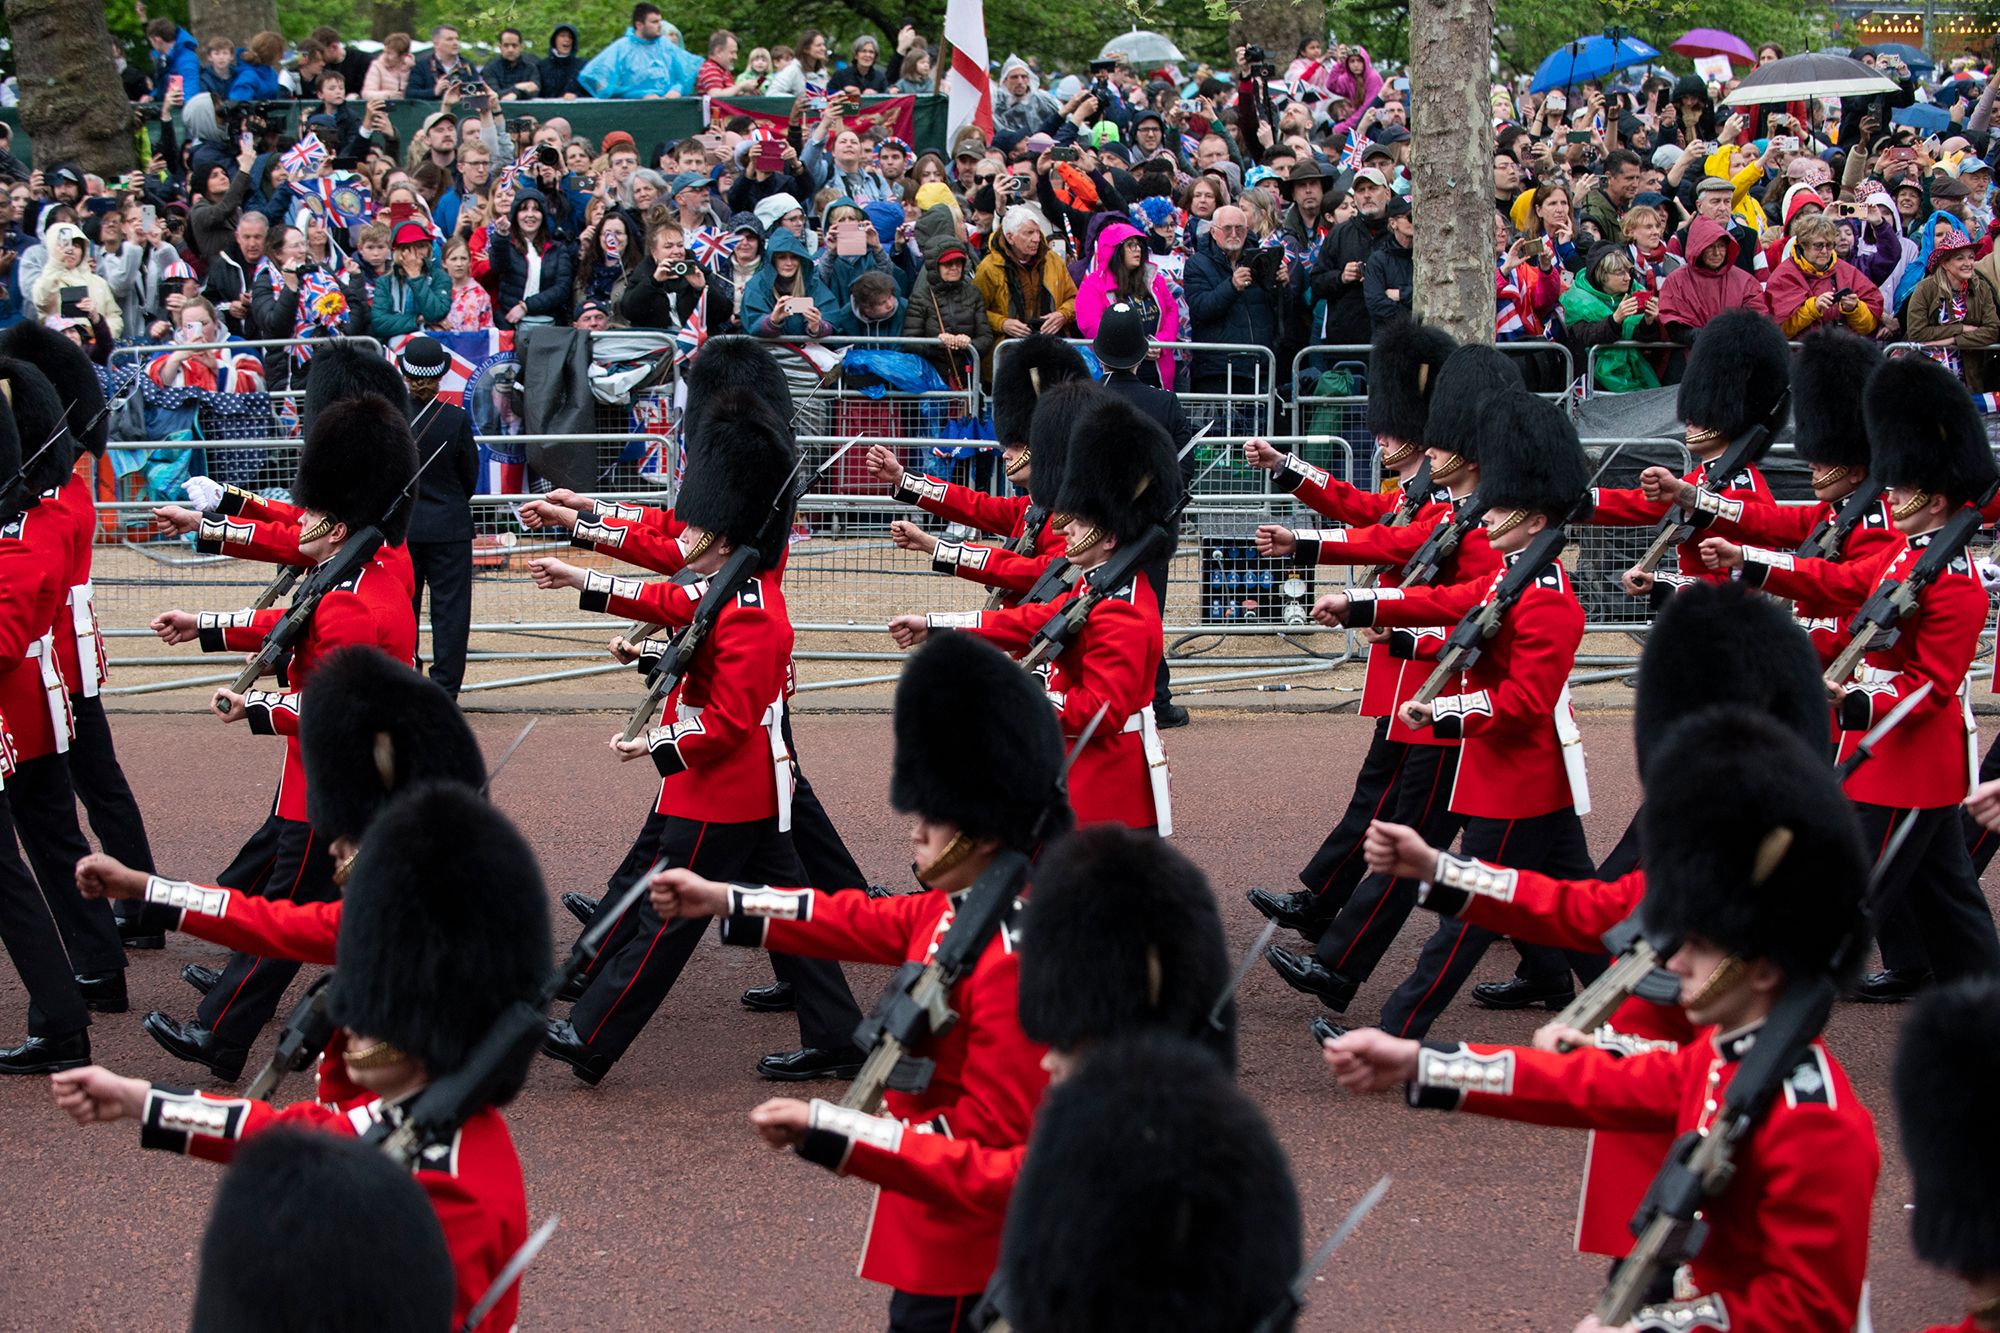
left=397, top=337, right=480, bottom=698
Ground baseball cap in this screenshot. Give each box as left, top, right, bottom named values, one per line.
left=1352, top=166, right=1390, bottom=189
left=419, top=110, right=457, bottom=135
left=935, top=240, right=969, bottom=264
left=669, top=171, right=708, bottom=196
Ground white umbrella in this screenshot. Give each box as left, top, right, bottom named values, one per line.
left=1097, top=30, right=1186, bottom=67
left=1721, top=52, right=1898, bottom=106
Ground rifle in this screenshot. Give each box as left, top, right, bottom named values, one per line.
left=1250, top=1175, right=1392, bottom=1333
left=1821, top=500, right=1990, bottom=690
left=1794, top=475, right=1887, bottom=563
left=1409, top=444, right=1628, bottom=707
left=1397, top=488, right=1486, bottom=588
left=1626, top=398, right=1789, bottom=584
left=1019, top=523, right=1168, bottom=670
left=618, top=543, right=762, bottom=741
left=458, top=1214, right=560, bottom=1333
left=221, top=428, right=462, bottom=701
left=836, top=705, right=1109, bottom=1118
left=244, top=974, right=334, bottom=1101
left=1013, top=426, right=1212, bottom=609
left=368, top=853, right=667, bottom=1169
left=1589, top=808, right=1918, bottom=1325
left=1386, top=456, right=1437, bottom=528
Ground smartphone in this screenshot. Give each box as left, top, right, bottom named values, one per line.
left=835, top=221, right=866, bottom=257
left=388, top=200, right=415, bottom=224
left=753, top=140, right=785, bottom=172
left=141, top=204, right=157, bottom=232
left=1051, top=145, right=1081, bottom=163
left=1566, top=130, right=1592, bottom=144
left=1007, top=173, right=1033, bottom=192
left=1178, top=97, right=1201, bottom=113
left=506, top=116, right=534, bottom=134
left=464, top=91, right=493, bottom=115
left=59, top=286, right=87, bottom=318
left=1776, top=135, right=1799, bottom=152
left=167, top=75, right=184, bottom=99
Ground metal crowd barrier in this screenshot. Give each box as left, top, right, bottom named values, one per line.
left=994, top=337, right=1281, bottom=438
left=1291, top=341, right=1575, bottom=447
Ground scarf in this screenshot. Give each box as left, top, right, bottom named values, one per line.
left=1929, top=283, right=1970, bottom=374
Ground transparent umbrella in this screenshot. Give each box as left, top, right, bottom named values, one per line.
left=1097, top=30, right=1186, bottom=67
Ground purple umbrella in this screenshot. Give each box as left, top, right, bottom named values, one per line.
left=1672, top=28, right=1756, bottom=68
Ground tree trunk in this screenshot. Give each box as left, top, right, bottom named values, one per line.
left=369, top=0, right=418, bottom=41
left=1409, top=0, right=1494, bottom=345
left=6, top=0, right=138, bottom=178
left=188, top=0, right=278, bottom=44
left=1231, top=0, right=1327, bottom=75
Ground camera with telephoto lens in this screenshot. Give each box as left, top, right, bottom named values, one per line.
left=1244, top=44, right=1277, bottom=80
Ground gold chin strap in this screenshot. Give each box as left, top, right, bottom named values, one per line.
left=1004, top=448, right=1031, bottom=479
left=1486, top=509, right=1527, bottom=540
left=1378, top=437, right=1420, bottom=469
left=342, top=1039, right=408, bottom=1071
left=683, top=529, right=717, bottom=560
left=1685, top=954, right=1747, bottom=1010
left=331, top=850, right=359, bottom=887
left=1684, top=424, right=1722, bottom=450
left=1430, top=451, right=1467, bottom=483
left=1810, top=465, right=1849, bottom=492
left=1892, top=489, right=1933, bottom=521
left=1066, top=524, right=1105, bottom=557
left=298, top=514, right=335, bottom=543
left=916, top=832, right=975, bottom=884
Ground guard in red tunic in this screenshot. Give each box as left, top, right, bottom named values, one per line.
left=1315, top=391, right=1600, bottom=1039
left=1244, top=321, right=1478, bottom=936
left=994, top=1035, right=1302, bottom=1332
left=889, top=395, right=1181, bottom=833
left=0, top=357, right=127, bottom=1018
left=55, top=782, right=547, bottom=1333
left=0, top=385, right=95, bottom=1075
left=1703, top=353, right=2000, bottom=993
left=1894, top=978, right=2000, bottom=1333
left=1364, top=582, right=1832, bottom=1263
left=0, top=325, right=161, bottom=952
left=647, top=631, right=1064, bottom=1331
left=141, top=389, right=420, bottom=1080
left=1593, top=308, right=1790, bottom=602
left=1327, top=707, right=1881, bottom=1333
left=534, top=399, right=864, bottom=1085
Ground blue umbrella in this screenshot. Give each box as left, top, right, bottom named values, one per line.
left=1872, top=42, right=1936, bottom=74
left=1529, top=33, right=1663, bottom=94
left=1892, top=102, right=1952, bottom=134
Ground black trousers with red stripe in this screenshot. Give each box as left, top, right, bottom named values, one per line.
left=194, top=811, right=336, bottom=1049
left=566, top=814, right=862, bottom=1063
left=8, top=752, right=124, bottom=974
left=1861, top=802, right=2000, bottom=983
left=1377, top=807, right=1597, bottom=1040
left=888, top=1289, right=981, bottom=1333
left=0, top=793, right=90, bottom=1037
left=1297, top=717, right=1405, bottom=910
left=1312, top=742, right=1464, bottom=988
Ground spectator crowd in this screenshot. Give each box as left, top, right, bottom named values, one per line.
left=9, top=9, right=2000, bottom=400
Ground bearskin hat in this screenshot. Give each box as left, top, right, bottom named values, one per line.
left=1016, top=827, right=1235, bottom=1068
left=1366, top=316, right=1457, bottom=447
left=0, top=378, right=20, bottom=488
left=300, top=339, right=410, bottom=433
left=1789, top=328, right=1881, bottom=472
left=1640, top=708, right=1868, bottom=982
left=327, top=783, right=551, bottom=1104
left=292, top=394, right=419, bottom=546
left=1677, top=308, right=1791, bottom=446
left=1865, top=353, right=1999, bottom=505
left=0, top=357, right=73, bottom=493
left=1632, top=582, right=1828, bottom=782
left=673, top=404, right=797, bottom=570
left=993, top=335, right=1090, bottom=447
left=1026, top=379, right=1105, bottom=512
left=192, top=1129, right=455, bottom=1333
left=302, top=646, right=487, bottom=845
left=1055, top=396, right=1182, bottom=558
left=682, top=336, right=794, bottom=445
left=0, top=320, right=107, bottom=456
left=1422, top=344, right=1523, bottom=466
left=1894, top=977, right=2000, bottom=1281
left=890, top=633, right=1069, bottom=850
left=1474, top=391, right=1594, bottom=522
left=997, top=1034, right=1302, bottom=1333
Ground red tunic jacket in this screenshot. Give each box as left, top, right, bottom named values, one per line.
left=199, top=489, right=418, bottom=600
left=43, top=474, right=107, bottom=697
left=895, top=474, right=1068, bottom=604
left=580, top=570, right=792, bottom=823
left=1744, top=532, right=1982, bottom=810
left=1346, top=555, right=1587, bottom=820
left=1421, top=856, right=1691, bottom=1257
left=1408, top=1025, right=1878, bottom=1333
left=196, top=553, right=419, bottom=820
left=571, top=500, right=689, bottom=578
left=719, top=883, right=1047, bottom=1296
left=0, top=506, right=75, bottom=761
left=1295, top=500, right=1502, bottom=744
left=1590, top=460, right=1772, bottom=579
left=139, top=1077, right=528, bottom=1333
left=1704, top=494, right=1898, bottom=661
left=143, top=874, right=341, bottom=964
left=935, top=579, right=1165, bottom=830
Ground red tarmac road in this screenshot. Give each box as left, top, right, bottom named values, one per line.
left=0, top=708, right=1964, bottom=1330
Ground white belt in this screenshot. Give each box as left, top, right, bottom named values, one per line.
left=23, top=633, right=73, bottom=754
left=1554, top=683, right=1588, bottom=817
left=1119, top=705, right=1174, bottom=837
left=763, top=697, right=794, bottom=833
left=69, top=581, right=101, bottom=698
left=1857, top=665, right=1897, bottom=686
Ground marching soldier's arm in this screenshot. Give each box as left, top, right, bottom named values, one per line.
left=1585, top=484, right=1672, bottom=527
left=1736, top=541, right=1895, bottom=607
left=1340, top=574, right=1488, bottom=631
left=193, top=511, right=306, bottom=565
left=1271, top=452, right=1402, bottom=526
left=590, top=500, right=682, bottom=534
left=570, top=513, right=688, bottom=577
left=930, top=536, right=1065, bottom=597
left=1405, top=1038, right=1689, bottom=1131
left=138, top=876, right=341, bottom=965
left=927, top=601, right=1037, bottom=654
left=1420, top=862, right=1645, bottom=954
left=720, top=883, right=925, bottom=967
left=213, top=486, right=300, bottom=524
left=798, top=1109, right=1024, bottom=1221
left=138, top=1083, right=336, bottom=1163
left=1832, top=577, right=1984, bottom=732
left=897, top=473, right=1030, bottom=538
left=1698, top=496, right=1819, bottom=548
left=1290, top=519, right=1429, bottom=568
left=1427, top=589, right=1582, bottom=741
left=578, top=569, right=703, bottom=629
left=195, top=606, right=282, bottom=654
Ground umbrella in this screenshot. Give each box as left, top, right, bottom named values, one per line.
left=1872, top=42, right=1936, bottom=74
left=1720, top=52, right=1899, bottom=106
left=1892, top=102, right=1953, bottom=134
left=1097, top=30, right=1184, bottom=67
left=1671, top=28, right=1755, bottom=68
left=1528, top=33, right=1662, bottom=94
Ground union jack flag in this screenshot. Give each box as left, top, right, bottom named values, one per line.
left=291, top=268, right=345, bottom=364
left=163, top=256, right=196, bottom=281
left=386, top=331, right=483, bottom=406
left=281, top=135, right=327, bottom=176
left=688, top=227, right=732, bottom=271
left=510, top=149, right=540, bottom=187
left=674, top=291, right=710, bottom=363
left=1338, top=131, right=1367, bottom=173
left=1180, top=133, right=1201, bottom=161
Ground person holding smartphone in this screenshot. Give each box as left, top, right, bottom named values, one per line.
left=743, top=226, right=834, bottom=338
left=1559, top=243, right=1660, bottom=391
